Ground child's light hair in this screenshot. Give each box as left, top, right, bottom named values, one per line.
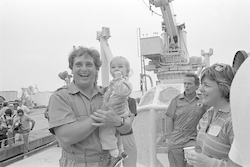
left=110, top=56, right=132, bottom=77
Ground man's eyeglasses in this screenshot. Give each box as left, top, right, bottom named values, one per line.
left=213, top=63, right=227, bottom=72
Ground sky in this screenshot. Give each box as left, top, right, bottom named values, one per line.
left=0, top=0, right=250, bottom=94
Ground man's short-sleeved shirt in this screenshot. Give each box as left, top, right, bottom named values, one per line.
left=14, top=115, right=34, bottom=131
left=165, top=93, right=206, bottom=150
left=48, top=82, right=104, bottom=157
left=17, top=105, right=30, bottom=115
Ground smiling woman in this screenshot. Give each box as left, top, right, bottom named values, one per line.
left=187, top=63, right=236, bottom=167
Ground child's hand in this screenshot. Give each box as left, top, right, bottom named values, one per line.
left=114, top=71, right=122, bottom=78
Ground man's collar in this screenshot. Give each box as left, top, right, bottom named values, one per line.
left=68, top=82, right=103, bottom=97
left=179, top=92, right=200, bottom=99
left=179, top=93, right=185, bottom=99
left=218, top=108, right=231, bottom=113
left=207, top=106, right=231, bottom=113
left=67, top=82, right=80, bottom=94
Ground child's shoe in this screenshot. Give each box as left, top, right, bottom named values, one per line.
left=107, top=155, right=123, bottom=167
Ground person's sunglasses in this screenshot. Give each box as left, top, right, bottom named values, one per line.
left=213, top=63, right=227, bottom=72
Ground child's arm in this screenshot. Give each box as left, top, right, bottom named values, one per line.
left=100, top=86, right=112, bottom=111
left=113, top=79, right=132, bottom=97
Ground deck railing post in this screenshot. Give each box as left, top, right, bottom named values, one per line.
left=149, top=109, right=157, bottom=166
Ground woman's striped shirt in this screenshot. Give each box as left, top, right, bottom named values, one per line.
left=196, top=107, right=234, bottom=165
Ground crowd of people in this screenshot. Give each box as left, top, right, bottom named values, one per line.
left=167, top=63, right=248, bottom=167
left=0, top=100, right=35, bottom=154
left=0, top=45, right=246, bottom=167
left=46, top=45, right=249, bottom=167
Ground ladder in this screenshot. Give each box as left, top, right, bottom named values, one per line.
left=140, top=55, right=147, bottom=93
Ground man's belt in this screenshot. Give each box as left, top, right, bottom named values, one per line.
left=62, top=149, right=109, bottom=163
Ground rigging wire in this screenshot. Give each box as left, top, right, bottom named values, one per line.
left=136, top=0, right=149, bottom=10
left=139, top=0, right=162, bottom=17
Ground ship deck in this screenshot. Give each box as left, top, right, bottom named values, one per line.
left=0, top=108, right=169, bottom=167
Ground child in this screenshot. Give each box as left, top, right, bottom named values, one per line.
left=2, top=109, right=15, bottom=147
left=99, top=56, right=133, bottom=167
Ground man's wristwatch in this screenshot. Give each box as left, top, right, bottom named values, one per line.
left=116, top=117, right=125, bottom=128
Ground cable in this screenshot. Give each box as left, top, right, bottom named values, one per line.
left=136, top=0, right=149, bottom=10
left=149, top=4, right=162, bottom=16
left=139, top=0, right=162, bottom=17
left=141, top=0, right=149, bottom=8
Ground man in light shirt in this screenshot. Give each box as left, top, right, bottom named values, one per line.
left=0, top=96, right=5, bottom=110
left=0, top=102, right=8, bottom=117
left=17, top=101, right=30, bottom=115
left=12, top=109, right=35, bottom=155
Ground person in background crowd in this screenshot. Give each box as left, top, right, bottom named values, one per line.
left=0, top=96, right=5, bottom=110
left=17, top=100, right=30, bottom=115
left=9, top=103, right=22, bottom=141
left=12, top=109, right=35, bottom=155
left=48, top=46, right=132, bottom=167
left=0, top=128, right=7, bottom=148
left=165, top=72, right=207, bottom=167
left=0, top=109, right=9, bottom=148
left=13, top=103, right=18, bottom=115
left=187, top=63, right=236, bottom=167
left=120, top=97, right=138, bottom=167
left=1, top=109, right=15, bottom=147
left=8, top=103, right=15, bottom=112
left=0, top=102, right=9, bottom=117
